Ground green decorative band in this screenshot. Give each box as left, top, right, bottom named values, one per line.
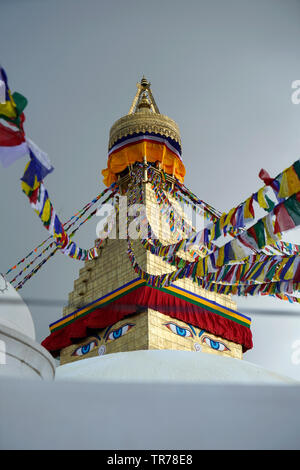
left=49, top=278, right=251, bottom=333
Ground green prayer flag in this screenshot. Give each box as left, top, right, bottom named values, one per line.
left=284, top=194, right=300, bottom=226
left=293, top=160, right=300, bottom=180
left=265, top=195, right=275, bottom=212
left=12, top=92, right=28, bottom=115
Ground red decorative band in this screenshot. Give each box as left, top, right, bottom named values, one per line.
left=42, top=284, right=253, bottom=356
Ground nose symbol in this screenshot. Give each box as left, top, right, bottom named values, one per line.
left=98, top=345, right=106, bottom=356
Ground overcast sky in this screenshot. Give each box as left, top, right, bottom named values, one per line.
left=0, top=0, right=300, bottom=379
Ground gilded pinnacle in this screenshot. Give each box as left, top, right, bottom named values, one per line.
left=108, top=77, right=181, bottom=150
left=137, top=92, right=151, bottom=110
left=141, top=76, right=150, bottom=88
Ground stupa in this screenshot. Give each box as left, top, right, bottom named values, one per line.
left=0, top=72, right=299, bottom=453
left=42, top=77, right=254, bottom=377
left=0, top=274, right=55, bottom=380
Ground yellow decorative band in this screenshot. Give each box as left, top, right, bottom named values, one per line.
left=49, top=278, right=251, bottom=333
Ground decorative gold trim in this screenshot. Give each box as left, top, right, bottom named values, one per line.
left=108, top=113, right=181, bottom=150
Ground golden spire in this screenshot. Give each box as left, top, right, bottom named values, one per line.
left=137, top=92, right=151, bottom=111
left=128, top=76, right=160, bottom=114
left=108, top=77, right=181, bottom=151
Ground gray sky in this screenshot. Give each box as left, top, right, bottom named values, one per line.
left=0, top=0, right=300, bottom=379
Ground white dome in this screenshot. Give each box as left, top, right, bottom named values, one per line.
left=0, top=274, right=35, bottom=340
left=55, top=350, right=297, bottom=384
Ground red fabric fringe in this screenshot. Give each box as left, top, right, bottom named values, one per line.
left=42, top=286, right=253, bottom=356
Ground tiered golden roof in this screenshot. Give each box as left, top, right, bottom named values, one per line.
left=108, top=77, right=182, bottom=150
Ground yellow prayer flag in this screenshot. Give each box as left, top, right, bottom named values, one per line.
left=255, top=264, right=267, bottom=283
left=219, top=213, right=227, bottom=230
left=257, top=187, right=269, bottom=210
left=224, top=207, right=236, bottom=227
left=216, top=246, right=225, bottom=267
left=282, top=259, right=295, bottom=281
left=243, top=196, right=254, bottom=220
left=210, top=224, right=216, bottom=241
left=196, top=262, right=204, bottom=278
left=273, top=260, right=286, bottom=282
left=285, top=166, right=300, bottom=196
left=262, top=218, right=274, bottom=246
left=0, top=91, right=17, bottom=119
left=41, top=198, right=51, bottom=223
left=278, top=171, right=290, bottom=198
left=231, top=239, right=247, bottom=261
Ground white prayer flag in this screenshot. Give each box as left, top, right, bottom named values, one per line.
left=0, top=79, right=6, bottom=104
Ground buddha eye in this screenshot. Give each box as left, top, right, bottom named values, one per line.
left=164, top=322, right=193, bottom=338
left=202, top=336, right=230, bottom=352
left=106, top=323, right=134, bottom=341
left=72, top=340, right=98, bottom=356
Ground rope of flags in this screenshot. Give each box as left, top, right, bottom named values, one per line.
left=11, top=240, right=56, bottom=286
left=147, top=160, right=300, bottom=263
left=0, top=66, right=121, bottom=267
left=267, top=240, right=300, bottom=256
left=125, top=164, right=300, bottom=302
left=147, top=165, right=222, bottom=222
left=21, top=171, right=118, bottom=261
left=6, top=185, right=117, bottom=277
left=1, top=66, right=299, bottom=302
left=128, top=233, right=300, bottom=303
left=174, top=183, right=221, bottom=221
left=14, top=190, right=118, bottom=291
left=195, top=160, right=300, bottom=248
left=140, top=224, right=299, bottom=287
left=10, top=187, right=117, bottom=288
left=15, top=246, right=59, bottom=291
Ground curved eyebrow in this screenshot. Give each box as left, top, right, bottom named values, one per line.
left=198, top=329, right=206, bottom=338
left=73, top=334, right=101, bottom=348
left=104, top=325, right=113, bottom=339
left=187, top=323, right=196, bottom=336
left=86, top=334, right=101, bottom=341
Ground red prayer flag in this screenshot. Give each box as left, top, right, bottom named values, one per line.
left=0, top=121, right=25, bottom=146
left=274, top=203, right=295, bottom=233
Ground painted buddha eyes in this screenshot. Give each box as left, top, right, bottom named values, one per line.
left=71, top=324, right=134, bottom=355
left=106, top=323, right=134, bottom=341
left=71, top=323, right=229, bottom=357
left=202, top=336, right=229, bottom=352
left=164, top=322, right=193, bottom=338
left=163, top=322, right=230, bottom=352
left=72, top=340, right=98, bottom=356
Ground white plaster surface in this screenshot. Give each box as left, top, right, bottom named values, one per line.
left=0, top=324, right=55, bottom=380
left=55, top=350, right=298, bottom=384
left=0, top=275, right=35, bottom=340
left=0, top=377, right=300, bottom=449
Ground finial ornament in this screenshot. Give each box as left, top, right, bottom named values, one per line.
left=137, top=92, right=151, bottom=110
left=108, top=77, right=182, bottom=154
left=141, top=76, right=150, bottom=88
left=128, top=76, right=160, bottom=115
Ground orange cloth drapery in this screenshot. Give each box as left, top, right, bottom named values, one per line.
left=102, top=139, right=186, bottom=186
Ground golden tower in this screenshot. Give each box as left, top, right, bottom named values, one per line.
left=42, top=78, right=252, bottom=364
